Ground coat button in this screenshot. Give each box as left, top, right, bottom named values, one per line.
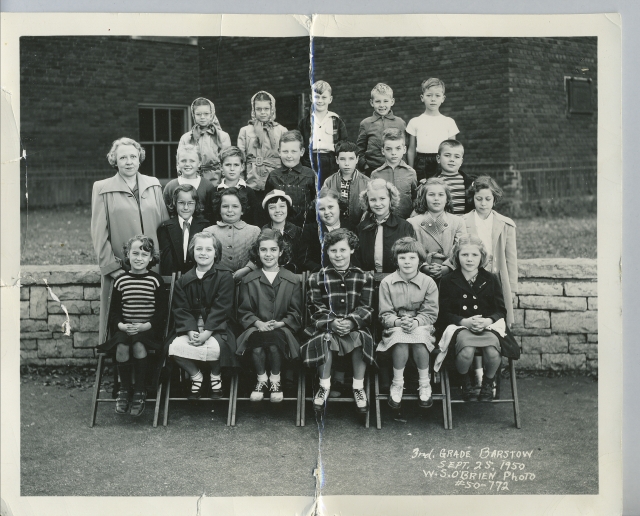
left=341, top=284, right=345, bottom=287
left=341, top=299, right=345, bottom=303
left=473, top=296, right=477, bottom=299
left=474, top=305, right=478, bottom=309
left=444, top=223, right=448, bottom=227
left=428, top=223, right=432, bottom=227
left=463, top=306, right=467, bottom=310
left=463, top=294, right=467, bottom=298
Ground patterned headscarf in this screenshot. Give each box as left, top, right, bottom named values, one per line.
left=190, top=97, right=224, bottom=148
left=248, top=91, right=279, bottom=150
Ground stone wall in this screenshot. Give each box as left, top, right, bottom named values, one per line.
left=19, top=260, right=597, bottom=372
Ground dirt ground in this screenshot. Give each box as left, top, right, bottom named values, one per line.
left=19, top=368, right=598, bottom=498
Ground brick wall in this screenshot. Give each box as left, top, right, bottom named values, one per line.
left=19, top=260, right=597, bottom=373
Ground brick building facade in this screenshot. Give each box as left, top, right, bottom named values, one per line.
left=20, top=36, right=596, bottom=207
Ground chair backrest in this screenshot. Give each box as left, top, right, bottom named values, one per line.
left=297, top=272, right=308, bottom=328
left=161, top=272, right=179, bottom=339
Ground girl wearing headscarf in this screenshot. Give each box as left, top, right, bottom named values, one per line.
left=237, top=91, right=288, bottom=202
left=179, top=97, right=232, bottom=187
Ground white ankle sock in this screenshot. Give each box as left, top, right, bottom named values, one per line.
left=269, top=373, right=281, bottom=384
left=392, top=367, right=405, bottom=385
left=352, top=378, right=364, bottom=390
left=319, top=377, right=331, bottom=390
left=257, top=373, right=268, bottom=383
left=418, top=368, right=430, bottom=387
left=191, top=370, right=203, bottom=382
left=210, top=372, right=221, bottom=381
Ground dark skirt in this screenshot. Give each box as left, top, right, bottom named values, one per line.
left=97, top=328, right=162, bottom=353
left=247, top=329, right=289, bottom=356
left=454, top=329, right=501, bottom=355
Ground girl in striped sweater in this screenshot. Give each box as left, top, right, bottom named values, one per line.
left=98, top=235, right=164, bottom=417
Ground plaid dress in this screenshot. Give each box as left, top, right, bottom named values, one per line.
left=301, top=265, right=376, bottom=367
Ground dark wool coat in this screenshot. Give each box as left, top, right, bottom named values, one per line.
left=437, top=267, right=520, bottom=359
left=235, top=268, right=303, bottom=358
left=301, top=265, right=376, bottom=367
left=354, top=212, right=417, bottom=274
left=157, top=215, right=210, bottom=276
left=264, top=163, right=318, bottom=228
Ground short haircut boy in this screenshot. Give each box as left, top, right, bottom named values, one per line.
left=122, top=235, right=160, bottom=268
left=382, top=128, right=405, bottom=145
left=391, top=236, right=427, bottom=266
left=335, top=140, right=358, bottom=156
left=313, top=80, right=332, bottom=95
left=421, top=77, right=446, bottom=93
left=219, top=146, right=246, bottom=165
left=279, top=130, right=305, bottom=150
left=169, top=184, right=204, bottom=216
left=437, top=139, right=464, bottom=155
left=371, top=83, right=393, bottom=99
left=188, top=231, right=223, bottom=264
left=324, top=228, right=359, bottom=251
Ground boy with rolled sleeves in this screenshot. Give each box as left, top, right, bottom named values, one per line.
left=298, top=80, right=348, bottom=186
left=356, top=83, right=406, bottom=176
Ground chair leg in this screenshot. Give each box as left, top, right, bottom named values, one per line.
left=296, top=368, right=302, bottom=427
left=229, top=373, right=238, bottom=427
left=153, top=379, right=162, bottom=428
left=439, top=370, right=449, bottom=430
left=163, top=373, right=172, bottom=427
left=365, top=372, right=370, bottom=429
left=89, top=354, right=105, bottom=427
left=510, top=359, right=521, bottom=429
left=375, top=372, right=382, bottom=430
left=444, top=368, right=453, bottom=430
left=300, top=368, right=306, bottom=427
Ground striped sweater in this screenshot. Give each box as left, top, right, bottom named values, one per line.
left=109, top=271, right=163, bottom=328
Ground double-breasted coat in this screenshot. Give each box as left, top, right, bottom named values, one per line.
left=437, top=268, right=520, bottom=359
left=235, top=268, right=303, bottom=358
left=406, top=211, right=467, bottom=266
left=157, top=215, right=210, bottom=276
left=462, top=210, right=518, bottom=326
left=91, top=172, right=170, bottom=344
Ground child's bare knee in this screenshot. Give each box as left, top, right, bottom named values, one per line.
left=115, top=345, right=129, bottom=362
left=132, top=342, right=147, bottom=359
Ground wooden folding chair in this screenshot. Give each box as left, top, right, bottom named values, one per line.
left=443, top=352, right=521, bottom=429
left=89, top=273, right=176, bottom=427
left=228, top=272, right=307, bottom=426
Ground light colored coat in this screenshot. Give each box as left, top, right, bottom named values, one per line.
left=237, top=123, right=287, bottom=191
left=462, top=210, right=518, bottom=325
left=407, top=212, right=467, bottom=261
left=91, top=172, right=170, bottom=342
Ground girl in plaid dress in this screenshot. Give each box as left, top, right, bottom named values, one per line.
left=378, top=237, right=439, bottom=410
left=301, top=229, right=375, bottom=414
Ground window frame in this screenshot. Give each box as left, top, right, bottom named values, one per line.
left=564, top=76, right=594, bottom=116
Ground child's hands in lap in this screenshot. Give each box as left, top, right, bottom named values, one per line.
left=255, top=321, right=272, bottom=332
left=399, top=316, right=418, bottom=333
left=188, top=330, right=211, bottom=346
left=331, top=318, right=355, bottom=336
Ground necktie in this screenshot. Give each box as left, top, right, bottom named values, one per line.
left=183, top=221, right=190, bottom=260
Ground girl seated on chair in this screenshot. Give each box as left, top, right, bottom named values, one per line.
left=235, top=229, right=303, bottom=403
left=378, top=237, right=439, bottom=410
left=301, top=228, right=375, bottom=414
left=167, top=231, right=235, bottom=399
left=437, top=235, right=519, bottom=402
left=97, top=235, right=164, bottom=417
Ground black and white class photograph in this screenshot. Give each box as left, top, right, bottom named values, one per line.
left=4, top=13, right=614, bottom=513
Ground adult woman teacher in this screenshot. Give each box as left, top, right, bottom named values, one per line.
left=91, top=137, right=170, bottom=345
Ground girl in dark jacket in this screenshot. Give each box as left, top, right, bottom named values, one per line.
left=236, top=229, right=303, bottom=402
left=437, top=235, right=520, bottom=402
left=166, top=231, right=236, bottom=399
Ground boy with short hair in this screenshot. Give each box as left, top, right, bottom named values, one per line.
left=356, top=83, right=406, bottom=176
left=370, top=128, right=418, bottom=219
left=407, top=78, right=460, bottom=182
left=322, top=140, right=370, bottom=230
left=433, top=139, right=474, bottom=214
left=264, top=130, right=318, bottom=228
left=213, top=146, right=265, bottom=226
left=298, top=80, right=348, bottom=185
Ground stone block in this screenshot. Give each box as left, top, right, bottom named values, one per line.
left=46, top=358, right=96, bottom=366
left=91, top=301, right=101, bottom=314
left=516, top=281, right=564, bottom=296
left=21, top=352, right=45, bottom=365
left=38, top=337, right=74, bottom=358
left=588, top=297, right=598, bottom=310
left=72, top=348, right=95, bottom=358
left=19, top=267, right=52, bottom=286
left=522, top=335, right=568, bottom=354
left=541, top=353, right=586, bottom=371
left=21, top=350, right=38, bottom=360
left=512, top=309, right=524, bottom=328
left=20, top=300, right=30, bottom=319
left=511, top=327, right=552, bottom=337
left=48, top=285, right=84, bottom=300
left=29, top=287, right=49, bottom=319
left=47, top=314, right=99, bottom=333
left=569, top=343, right=598, bottom=355
left=21, top=319, right=49, bottom=332
left=551, top=311, right=598, bottom=333
left=515, top=353, right=541, bottom=370
left=74, top=332, right=98, bottom=348
left=20, top=339, right=37, bottom=350
left=84, top=287, right=101, bottom=301
left=77, top=315, right=100, bottom=332
left=587, top=352, right=598, bottom=360
left=587, top=359, right=598, bottom=372
left=20, top=287, right=29, bottom=301
left=48, top=266, right=101, bottom=285
left=48, top=300, right=92, bottom=315
left=525, top=309, right=550, bottom=328
left=519, top=296, right=587, bottom=311
left=518, top=259, right=596, bottom=279
left=587, top=334, right=598, bottom=343
left=21, top=331, right=52, bottom=340
left=568, top=334, right=586, bottom=344
left=564, top=281, right=598, bottom=297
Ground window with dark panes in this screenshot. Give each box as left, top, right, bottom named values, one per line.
left=275, top=94, right=306, bottom=131
left=565, top=77, right=593, bottom=115
left=138, top=105, right=189, bottom=179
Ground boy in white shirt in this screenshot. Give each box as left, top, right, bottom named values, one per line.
left=406, top=78, right=460, bottom=182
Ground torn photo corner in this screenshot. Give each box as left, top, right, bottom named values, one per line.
left=0, top=11, right=621, bottom=516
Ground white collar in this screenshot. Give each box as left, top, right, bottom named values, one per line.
left=178, top=216, right=193, bottom=228
left=217, top=178, right=247, bottom=189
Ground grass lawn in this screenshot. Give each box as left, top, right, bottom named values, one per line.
left=19, top=207, right=596, bottom=266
